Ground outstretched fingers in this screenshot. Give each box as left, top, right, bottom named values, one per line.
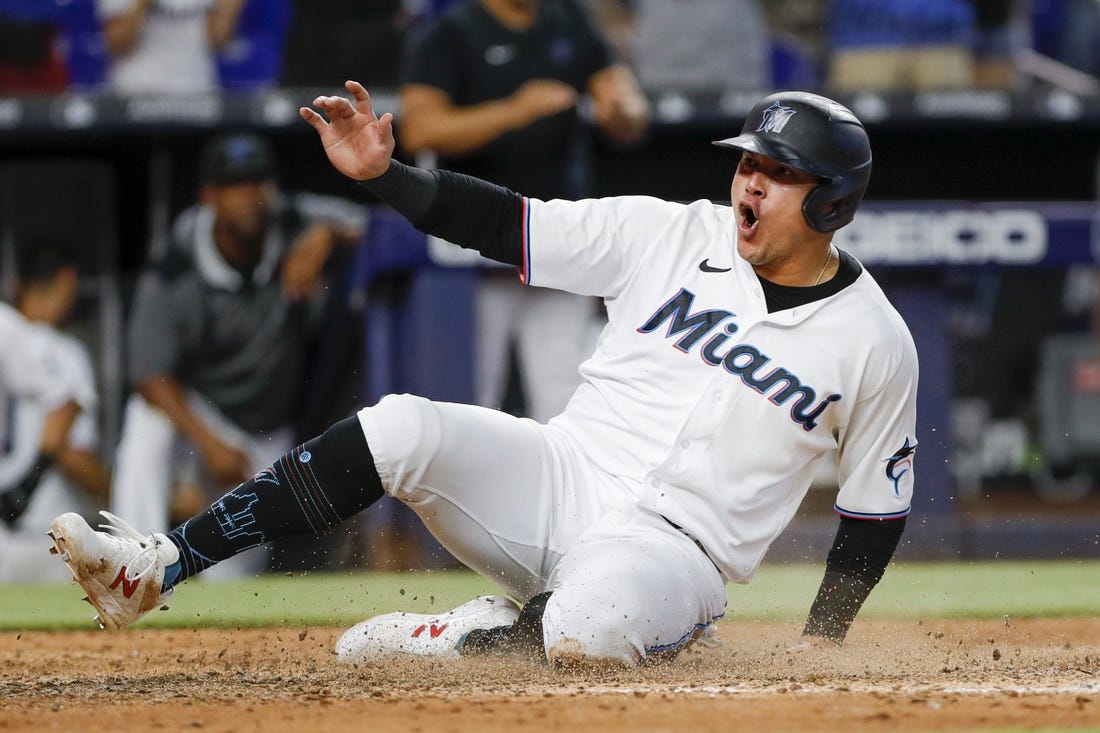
left=299, top=106, right=327, bottom=133
left=299, top=83, right=394, bottom=181
left=345, top=80, right=377, bottom=120
left=299, top=96, right=346, bottom=131
left=299, top=81, right=377, bottom=134
left=319, top=94, right=359, bottom=121
left=377, top=111, right=394, bottom=138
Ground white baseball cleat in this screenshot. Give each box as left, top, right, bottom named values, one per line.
left=46, top=510, right=180, bottom=631
left=335, top=595, right=521, bottom=664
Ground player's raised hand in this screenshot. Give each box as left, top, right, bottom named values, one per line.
left=300, top=80, right=395, bottom=182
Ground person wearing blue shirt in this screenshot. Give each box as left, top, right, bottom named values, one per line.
left=827, top=0, right=976, bottom=91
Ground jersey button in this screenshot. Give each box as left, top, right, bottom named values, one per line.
left=680, top=440, right=690, bottom=450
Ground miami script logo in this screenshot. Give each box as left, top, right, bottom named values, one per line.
left=638, top=288, right=840, bottom=431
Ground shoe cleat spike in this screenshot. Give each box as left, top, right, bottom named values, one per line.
left=49, top=545, right=58, bottom=555
left=47, top=511, right=178, bottom=631
left=46, top=529, right=56, bottom=539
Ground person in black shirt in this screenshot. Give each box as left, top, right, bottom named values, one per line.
left=109, top=133, right=364, bottom=578
left=399, top=0, right=649, bottom=422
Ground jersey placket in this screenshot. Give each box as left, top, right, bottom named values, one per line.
left=645, top=311, right=766, bottom=492
left=645, top=254, right=772, bottom=490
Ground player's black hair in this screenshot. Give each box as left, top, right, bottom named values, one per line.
left=16, top=235, right=78, bottom=286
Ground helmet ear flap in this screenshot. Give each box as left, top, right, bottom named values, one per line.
left=801, top=175, right=867, bottom=233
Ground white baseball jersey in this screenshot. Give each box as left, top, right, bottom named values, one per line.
left=0, top=302, right=96, bottom=414
left=521, top=195, right=918, bottom=583
left=0, top=324, right=101, bottom=584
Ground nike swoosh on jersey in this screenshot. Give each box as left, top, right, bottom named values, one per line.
left=698, top=259, right=731, bottom=273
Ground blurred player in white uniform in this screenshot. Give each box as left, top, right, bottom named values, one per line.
left=49, top=85, right=918, bottom=669
left=1, top=240, right=105, bottom=583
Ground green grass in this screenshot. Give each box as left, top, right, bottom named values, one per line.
left=735, top=559, right=1100, bottom=620
left=1, top=560, right=1097, bottom=631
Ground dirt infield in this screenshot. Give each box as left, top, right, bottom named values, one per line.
left=2, top=618, right=1097, bottom=732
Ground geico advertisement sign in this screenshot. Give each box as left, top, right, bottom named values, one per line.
left=834, top=209, right=1047, bottom=264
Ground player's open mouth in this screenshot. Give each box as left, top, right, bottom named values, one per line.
left=738, top=203, right=759, bottom=235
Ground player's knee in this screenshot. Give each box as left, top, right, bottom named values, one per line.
left=542, top=593, right=645, bottom=668
left=355, top=393, right=442, bottom=499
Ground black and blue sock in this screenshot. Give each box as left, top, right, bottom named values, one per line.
left=161, top=416, right=384, bottom=590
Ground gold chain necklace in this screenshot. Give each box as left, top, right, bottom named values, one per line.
left=812, top=246, right=834, bottom=286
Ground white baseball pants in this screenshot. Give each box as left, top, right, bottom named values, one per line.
left=357, top=393, right=727, bottom=666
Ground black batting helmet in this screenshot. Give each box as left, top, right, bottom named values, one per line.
left=714, top=92, right=871, bottom=233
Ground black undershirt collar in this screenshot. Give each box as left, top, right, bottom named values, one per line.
left=758, top=249, right=862, bottom=313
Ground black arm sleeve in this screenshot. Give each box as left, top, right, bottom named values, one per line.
left=358, top=161, right=524, bottom=266
left=802, top=515, right=907, bottom=643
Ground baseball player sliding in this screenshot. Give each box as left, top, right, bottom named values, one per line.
left=48, top=81, right=917, bottom=667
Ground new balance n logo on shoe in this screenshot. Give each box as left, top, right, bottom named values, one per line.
left=46, top=511, right=179, bottom=631
left=109, top=567, right=140, bottom=599
left=335, top=596, right=521, bottom=663
left=411, top=623, right=449, bottom=639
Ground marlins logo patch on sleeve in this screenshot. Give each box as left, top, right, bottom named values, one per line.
left=883, top=437, right=917, bottom=495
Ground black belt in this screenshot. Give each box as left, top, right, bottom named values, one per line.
left=662, top=516, right=721, bottom=573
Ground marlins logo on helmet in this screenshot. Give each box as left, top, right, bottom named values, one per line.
left=712, top=91, right=873, bottom=233
left=756, top=102, right=797, bottom=134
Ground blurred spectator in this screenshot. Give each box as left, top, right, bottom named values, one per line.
left=279, top=1, right=416, bottom=88
left=1051, top=0, right=1100, bottom=76
left=0, top=0, right=69, bottom=92
left=579, top=0, right=771, bottom=94
left=96, top=0, right=246, bottom=94
left=0, top=237, right=105, bottom=583
left=216, top=0, right=290, bottom=90
left=1026, top=1, right=1099, bottom=95
left=578, top=0, right=636, bottom=61
left=424, top=0, right=461, bottom=12
left=379, top=0, right=645, bottom=570
left=969, top=0, right=1030, bottom=89
left=826, top=0, right=976, bottom=91
left=57, top=0, right=109, bottom=88
left=399, top=0, right=648, bottom=422
left=109, top=132, right=364, bottom=578
left=764, top=0, right=829, bottom=85
left=631, top=0, right=770, bottom=93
